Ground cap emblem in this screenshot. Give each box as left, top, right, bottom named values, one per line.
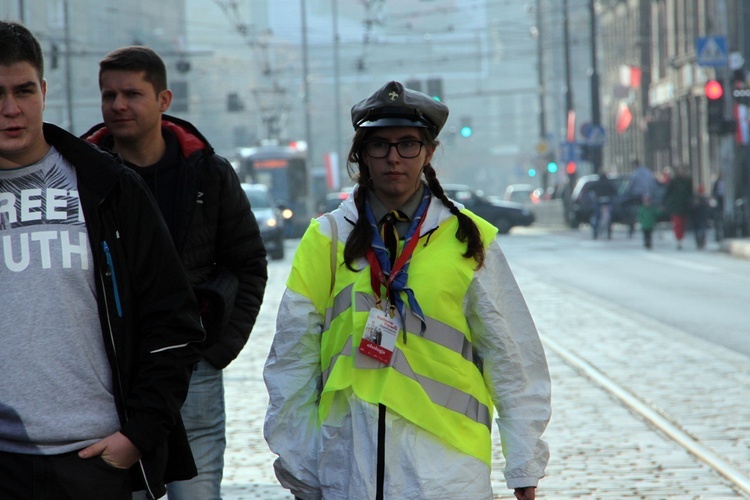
left=388, top=90, right=399, bottom=101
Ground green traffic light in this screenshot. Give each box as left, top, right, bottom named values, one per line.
left=547, top=162, right=558, bottom=173
left=528, top=168, right=537, bottom=177
left=460, top=126, right=473, bottom=138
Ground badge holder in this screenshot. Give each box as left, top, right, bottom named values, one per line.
left=359, top=302, right=400, bottom=364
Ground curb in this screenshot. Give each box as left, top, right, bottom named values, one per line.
left=720, top=238, right=750, bottom=260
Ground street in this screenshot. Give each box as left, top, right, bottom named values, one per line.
left=220, top=224, right=750, bottom=499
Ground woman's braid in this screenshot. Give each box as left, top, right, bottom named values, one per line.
left=423, top=164, right=486, bottom=269
left=343, top=178, right=372, bottom=270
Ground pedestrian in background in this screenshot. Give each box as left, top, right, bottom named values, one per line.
left=82, top=46, right=268, bottom=500
left=0, top=21, right=205, bottom=499
left=637, top=193, right=659, bottom=249
left=587, top=167, right=618, bottom=239
left=711, top=172, right=725, bottom=241
left=692, top=185, right=711, bottom=250
left=624, top=158, right=658, bottom=237
left=663, top=164, right=694, bottom=250
left=264, top=81, right=551, bottom=500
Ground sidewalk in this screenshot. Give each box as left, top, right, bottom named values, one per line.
left=219, top=253, right=750, bottom=499
left=720, top=237, right=750, bottom=260
left=532, top=199, right=750, bottom=261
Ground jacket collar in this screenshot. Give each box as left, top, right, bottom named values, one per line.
left=80, top=114, right=211, bottom=159
left=341, top=183, right=462, bottom=236
left=43, top=122, right=121, bottom=196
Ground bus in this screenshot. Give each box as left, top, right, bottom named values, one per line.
left=235, top=142, right=317, bottom=238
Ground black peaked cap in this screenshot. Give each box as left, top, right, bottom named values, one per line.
left=351, top=81, right=449, bottom=136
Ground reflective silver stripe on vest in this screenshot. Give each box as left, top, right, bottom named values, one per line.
left=321, top=290, right=492, bottom=429
left=325, top=289, right=474, bottom=363
left=321, top=335, right=354, bottom=387
left=324, top=284, right=355, bottom=331
left=321, top=336, right=491, bottom=429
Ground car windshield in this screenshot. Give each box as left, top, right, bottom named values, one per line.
left=244, top=188, right=272, bottom=209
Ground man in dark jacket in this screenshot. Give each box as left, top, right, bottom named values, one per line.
left=82, top=45, right=268, bottom=500
left=587, top=169, right=618, bottom=239
left=0, top=21, right=204, bottom=499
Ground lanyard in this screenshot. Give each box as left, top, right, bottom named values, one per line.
left=366, top=213, right=426, bottom=304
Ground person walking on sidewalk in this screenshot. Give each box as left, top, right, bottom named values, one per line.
left=264, top=81, right=551, bottom=500
left=82, top=46, right=268, bottom=500
left=587, top=168, right=618, bottom=239
left=624, top=158, right=658, bottom=238
left=692, top=185, right=711, bottom=249
left=663, top=163, right=694, bottom=250
left=637, top=193, right=659, bottom=249
left=711, top=172, right=725, bottom=241
left=0, top=21, right=205, bottom=499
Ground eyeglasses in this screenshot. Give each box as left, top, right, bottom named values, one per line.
left=364, top=140, right=425, bottom=159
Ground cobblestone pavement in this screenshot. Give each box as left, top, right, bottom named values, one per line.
left=219, top=247, right=750, bottom=499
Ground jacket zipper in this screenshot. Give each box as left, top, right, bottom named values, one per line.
left=101, top=238, right=155, bottom=499
left=102, top=241, right=123, bottom=317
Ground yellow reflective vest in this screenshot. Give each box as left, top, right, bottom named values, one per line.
left=287, top=211, right=498, bottom=465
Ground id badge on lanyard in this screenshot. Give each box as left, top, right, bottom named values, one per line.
left=359, top=203, right=426, bottom=365
left=359, top=304, right=400, bottom=364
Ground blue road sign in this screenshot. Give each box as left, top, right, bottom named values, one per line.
left=559, top=141, right=578, bottom=162
left=581, top=123, right=606, bottom=146
left=696, top=36, right=728, bottom=67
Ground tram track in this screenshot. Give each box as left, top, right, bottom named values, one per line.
left=542, top=334, right=750, bottom=497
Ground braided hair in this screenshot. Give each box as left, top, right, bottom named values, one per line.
left=342, top=127, right=486, bottom=271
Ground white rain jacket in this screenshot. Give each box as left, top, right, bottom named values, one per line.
left=264, top=191, right=551, bottom=499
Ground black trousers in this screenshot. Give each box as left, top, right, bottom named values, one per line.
left=0, top=449, right=130, bottom=500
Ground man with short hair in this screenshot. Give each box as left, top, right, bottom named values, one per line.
left=627, top=158, right=657, bottom=203
left=83, top=45, right=268, bottom=500
left=0, top=21, right=205, bottom=499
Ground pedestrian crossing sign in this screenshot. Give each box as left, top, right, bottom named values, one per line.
left=696, top=36, right=727, bottom=67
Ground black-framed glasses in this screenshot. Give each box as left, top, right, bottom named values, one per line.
left=364, top=140, right=425, bottom=159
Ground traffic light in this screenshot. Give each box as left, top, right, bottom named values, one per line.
left=405, top=79, right=423, bottom=93
left=705, top=79, right=725, bottom=134
left=566, top=161, right=577, bottom=175
left=460, top=117, right=472, bottom=138
left=528, top=168, right=537, bottom=178
left=426, top=78, right=444, bottom=102
left=546, top=161, right=558, bottom=174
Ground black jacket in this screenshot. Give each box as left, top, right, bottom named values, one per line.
left=45, top=123, right=205, bottom=498
left=83, top=115, right=268, bottom=369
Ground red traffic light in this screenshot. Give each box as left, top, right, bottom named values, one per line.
left=566, top=161, right=577, bottom=175
left=704, top=80, right=723, bottom=100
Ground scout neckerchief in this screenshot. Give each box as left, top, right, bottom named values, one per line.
left=365, top=187, right=431, bottom=338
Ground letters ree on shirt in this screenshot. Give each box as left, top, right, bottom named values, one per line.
left=0, top=153, right=90, bottom=273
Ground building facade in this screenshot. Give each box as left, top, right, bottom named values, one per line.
left=597, top=0, right=750, bottom=232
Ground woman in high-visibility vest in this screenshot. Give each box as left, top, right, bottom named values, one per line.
left=264, top=81, right=551, bottom=500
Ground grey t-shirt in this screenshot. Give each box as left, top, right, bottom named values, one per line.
left=0, top=147, right=120, bottom=454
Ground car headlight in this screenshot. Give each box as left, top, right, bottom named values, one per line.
left=265, top=218, right=278, bottom=228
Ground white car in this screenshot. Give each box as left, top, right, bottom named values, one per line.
left=242, top=183, right=287, bottom=260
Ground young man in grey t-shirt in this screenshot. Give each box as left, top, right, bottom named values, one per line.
left=0, top=21, right=205, bottom=499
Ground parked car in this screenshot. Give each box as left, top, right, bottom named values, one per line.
left=569, top=174, right=631, bottom=229
left=242, top=183, right=286, bottom=260
left=503, top=183, right=537, bottom=206
left=319, top=190, right=352, bottom=215
left=443, top=184, right=535, bottom=234
left=569, top=173, right=669, bottom=231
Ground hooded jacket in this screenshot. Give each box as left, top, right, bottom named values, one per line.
left=83, top=115, right=268, bottom=369
left=44, top=123, right=205, bottom=498
left=264, top=189, right=551, bottom=499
